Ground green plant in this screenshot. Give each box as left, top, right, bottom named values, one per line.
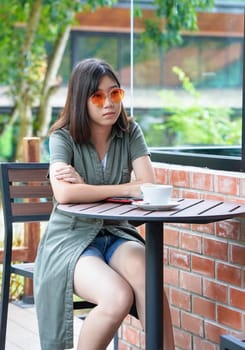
left=157, top=66, right=241, bottom=146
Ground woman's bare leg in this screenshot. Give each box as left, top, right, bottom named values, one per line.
left=74, top=256, right=134, bottom=350
left=109, top=241, right=175, bottom=350
left=109, top=241, right=146, bottom=327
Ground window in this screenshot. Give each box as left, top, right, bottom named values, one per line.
left=58, top=2, right=245, bottom=171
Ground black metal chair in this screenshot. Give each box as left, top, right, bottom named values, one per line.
left=0, top=162, right=138, bottom=350
left=220, top=334, right=245, bottom=350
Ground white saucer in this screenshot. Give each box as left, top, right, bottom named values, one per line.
left=132, top=200, right=179, bottom=211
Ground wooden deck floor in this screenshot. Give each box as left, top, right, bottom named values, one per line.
left=6, top=302, right=115, bottom=350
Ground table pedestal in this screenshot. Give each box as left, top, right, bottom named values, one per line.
left=145, top=221, right=164, bottom=350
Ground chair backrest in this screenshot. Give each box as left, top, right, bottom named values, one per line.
left=0, top=162, right=138, bottom=347
left=0, top=162, right=53, bottom=227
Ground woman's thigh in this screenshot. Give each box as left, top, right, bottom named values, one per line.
left=109, top=241, right=145, bottom=287
left=74, top=255, right=132, bottom=305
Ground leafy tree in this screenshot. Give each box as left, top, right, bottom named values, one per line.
left=140, top=0, right=214, bottom=48
left=0, top=0, right=117, bottom=159
left=0, top=0, right=214, bottom=160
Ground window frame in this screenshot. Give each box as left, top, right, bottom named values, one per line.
left=72, top=3, right=245, bottom=172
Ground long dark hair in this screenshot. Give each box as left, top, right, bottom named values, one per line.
left=49, top=58, right=130, bottom=143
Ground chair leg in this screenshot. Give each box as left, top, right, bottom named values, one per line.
left=0, top=272, right=11, bottom=350
left=113, top=331, right=118, bottom=350
left=0, top=238, right=12, bottom=350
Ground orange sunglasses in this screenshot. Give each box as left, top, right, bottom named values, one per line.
left=90, top=88, right=125, bottom=107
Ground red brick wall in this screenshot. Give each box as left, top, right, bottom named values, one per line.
left=118, top=162, right=245, bottom=350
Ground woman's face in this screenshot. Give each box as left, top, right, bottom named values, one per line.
left=87, top=75, right=123, bottom=130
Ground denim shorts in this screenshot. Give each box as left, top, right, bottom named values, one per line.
left=81, top=229, right=128, bottom=264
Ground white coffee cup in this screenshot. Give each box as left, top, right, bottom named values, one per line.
left=141, top=184, right=173, bottom=205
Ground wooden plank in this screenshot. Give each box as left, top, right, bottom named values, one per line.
left=6, top=304, right=115, bottom=350
left=8, top=168, right=49, bottom=182
left=6, top=304, right=41, bottom=350
left=10, top=185, right=52, bottom=198
left=0, top=247, right=29, bottom=262
left=11, top=202, right=53, bottom=217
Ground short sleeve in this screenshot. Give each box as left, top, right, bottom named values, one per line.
left=129, top=122, right=150, bottom=162
left=49, top=129, right=74, bottom=165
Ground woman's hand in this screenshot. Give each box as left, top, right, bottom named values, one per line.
left=54, top=165, right=84, bottom=184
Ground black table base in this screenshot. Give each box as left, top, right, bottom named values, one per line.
left=146, top=221, right=164, bottom=350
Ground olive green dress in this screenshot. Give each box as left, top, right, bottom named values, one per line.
left=34, top=121, right=150, bottom=350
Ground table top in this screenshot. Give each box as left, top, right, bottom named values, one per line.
left=58, top=198, right=245, bottom=224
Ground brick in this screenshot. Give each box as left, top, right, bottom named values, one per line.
left=131, top=317, right=141, bottom=329
left=181, top=311, right=204, bottom=337
left=169, top=222, right=191, bottom=230
left=174, top=327, right=192, bottom=350
left=193, top=336, right=216, bottom=350
left=164, top=227, right=179, bottom=247
left=153, top=167, right=168, bottom=184
left=171, top=307, right=181, bottom=327
left=164, top=246, right=169, bottom=264
left=169, top=249, right=191, bottom=270
left=118, top=342, right=129, bottom=350
left=203, top=237, right=228, bottom=261
left=180, top=232, right=202, bottom=253
left=230, top=288, right=245, bottom=311
left=170, top=288, right=191, bottom=311
left=217, top=305, right=243, bottom=330
left=203, top=279, right=228, bottom=303
left=179, top=270, right=202, bottom=294
left=192, top=222, right=215, bottom=235
left=192, top=255, right=215, bottom=277
left=169, top=169, right=190, bottom=187
left=241, top=221, right=245, bottom=242
left=139, top=331, right=145, bottom=349
left=172, top=188, right=179, bottom=198
left=192, top=296, right=215, bottom=320
left=240, top=177, right=245, bottom=196
left=181, top=189, right=200, bottom=199
left=190, top=172, right=214, bottom=191
left=123, top=324, right=140, bottom=347
left=163, top=247, right=169, bottom=265
left=205, top=321, right=228, bottom=344
left=230, top=244, right=245, bottom=265
left=173, top=188, right=182, bottom=199
left=123, top=315, right=131, bottom=324
left=216, top=220, right=240, bottom=240
left=164, top=266, right=179, bottom=287
left=137, top=224, right=145, bottom=238
left=214, top=175, right=239, bottom=195
left=216, top=262, right=242, bottom=286
left=165, top=285, right=170, bottom=298
left=204, top=192, right=226, bottom=201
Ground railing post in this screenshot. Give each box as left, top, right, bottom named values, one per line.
left=22, top=137, right=41, bottom=303
left=23, top=137, right=40, bottom=163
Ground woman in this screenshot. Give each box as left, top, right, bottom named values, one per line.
left=34, top=58, right=175, bottom=350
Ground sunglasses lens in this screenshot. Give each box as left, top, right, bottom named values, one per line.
left=110, top=88, right=124, bottom=103
left=91, top=88, right=124, bottom=107
left=91, top=92, right=105, bottom=107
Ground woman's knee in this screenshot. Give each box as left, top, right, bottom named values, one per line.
left=100, top=282, right=134, bottom=319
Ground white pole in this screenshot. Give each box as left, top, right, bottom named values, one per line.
left=130, top=0, right=134, bottom=117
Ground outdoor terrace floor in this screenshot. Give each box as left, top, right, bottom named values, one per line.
left=6, top=302, right=114, bottom=350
